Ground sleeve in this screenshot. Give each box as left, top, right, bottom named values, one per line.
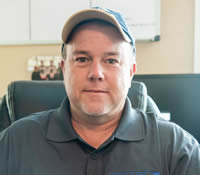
left=0, top=128, right=11, bottom=175
left=160, top=121, right=200, bottom=175
left=172, top=133, right=200, bottom=174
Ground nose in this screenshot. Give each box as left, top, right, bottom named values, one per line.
left=88, top=61, right=104, bottom=81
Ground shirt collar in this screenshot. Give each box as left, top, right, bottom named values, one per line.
left=46, top=97, right=78, bottom=142
left=46, top=97, right=145, bottom=142
left=114, top=98, right=145, bottom=141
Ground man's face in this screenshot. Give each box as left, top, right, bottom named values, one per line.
left=61, top=23, right=136, bottom=121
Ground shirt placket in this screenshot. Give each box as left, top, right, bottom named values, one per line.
left=86, top=151, right=99, bottom=175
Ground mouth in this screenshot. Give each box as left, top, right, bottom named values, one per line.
left=83, top=89, right=109, bottom=94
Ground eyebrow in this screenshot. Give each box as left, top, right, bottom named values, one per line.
left=72, top=50, right=90, bottom=56
left=103, top=52, right=120, bottom=57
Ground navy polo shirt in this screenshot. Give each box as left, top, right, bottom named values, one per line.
left=0, top=97, right=200, bottom=175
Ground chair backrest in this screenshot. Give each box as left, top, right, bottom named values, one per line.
left=0, top=80, right=160, bottom=131
left=6, top=81, right=66, bottom=122
left=0, top=95, right=11, bottom=131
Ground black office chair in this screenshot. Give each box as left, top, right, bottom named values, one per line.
left=0, top=95, right=10, bottom=131
left=0, top=80, right=160, bottom=132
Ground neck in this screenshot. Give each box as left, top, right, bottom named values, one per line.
left=71, top=113, right=121, bottom=149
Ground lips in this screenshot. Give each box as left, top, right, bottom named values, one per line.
left=83, top=89, right=109, bottom=93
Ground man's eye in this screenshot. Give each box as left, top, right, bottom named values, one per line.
left=106, top=58, right=119, bottom=64
left=75, top=57, right=88, bottom=63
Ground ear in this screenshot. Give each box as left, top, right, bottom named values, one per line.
left=60, top=59, right=65, bottom=73
left=130, top=63, right=136, bottom=77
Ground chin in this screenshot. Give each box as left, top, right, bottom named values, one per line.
left=81, top=103, right=111, bottom=117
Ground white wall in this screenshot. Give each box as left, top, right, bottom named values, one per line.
left=0, top=0, right=195, bottom=97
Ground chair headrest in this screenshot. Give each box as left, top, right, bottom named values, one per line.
left=128, top=81, right=147, bottom=112
left=6, top=81, right=66, bottom=122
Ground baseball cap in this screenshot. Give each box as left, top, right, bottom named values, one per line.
left=61, top=7, right=135, bottom=48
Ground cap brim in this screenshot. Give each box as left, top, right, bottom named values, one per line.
left=62, top=8, right=131, bottom=43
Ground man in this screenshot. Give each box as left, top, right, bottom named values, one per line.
left=0, top=7, right=200, bottom=175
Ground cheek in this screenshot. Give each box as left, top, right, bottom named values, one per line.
left=111, top=69, right=132, bottom=95
left=63, top=67, right=83, bottom=98
left=63, top=65, right=71, bottom=85
left=63, top=65, right=74, bottom=94
left=120, top=67, right=132, bottom=84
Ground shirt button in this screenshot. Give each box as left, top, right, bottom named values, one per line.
left=91, top=153, right=97, bottom=160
